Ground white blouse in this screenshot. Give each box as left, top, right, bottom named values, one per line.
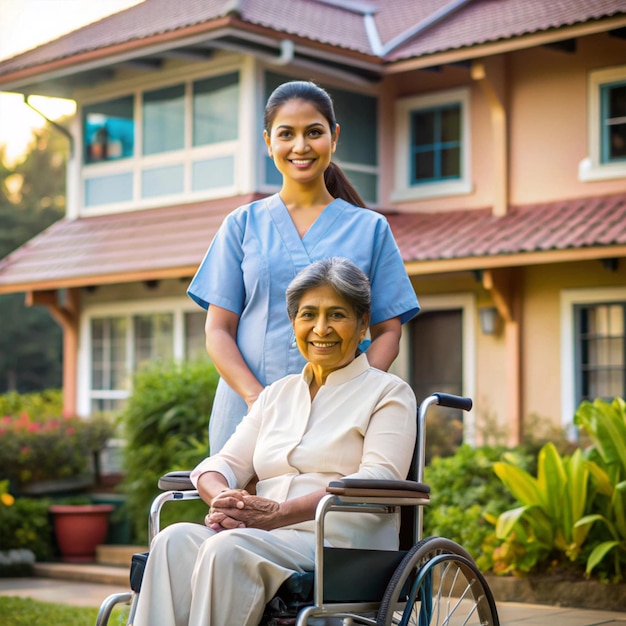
left=191, top=354, right=417, bottom=549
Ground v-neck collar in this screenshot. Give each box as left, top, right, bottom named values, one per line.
left=267, top=193, right=346, bottom=265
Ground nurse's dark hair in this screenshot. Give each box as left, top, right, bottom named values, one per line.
left=264, top=81, right=367, bottom=208
left=286, top=257, right=371, bottom=321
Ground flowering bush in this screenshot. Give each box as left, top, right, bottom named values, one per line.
left=0, top=411, right=115, bottom=490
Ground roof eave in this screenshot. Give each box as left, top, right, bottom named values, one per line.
left=0, top=16, right=383, bottom=96
left=2, top=245, right=624, bottom=295
left=384, top=14, right=626, bottom=73
left=405, top=245, right=626, bottom=276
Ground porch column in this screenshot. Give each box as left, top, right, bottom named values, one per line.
left=26, top=288, right=80, bottom=416
left=482, top=269, right=522, bottom=445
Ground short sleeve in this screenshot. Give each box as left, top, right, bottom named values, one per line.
left=187, top=212, right=246, bottom=314
left=369, top=219, right=420, bottom=326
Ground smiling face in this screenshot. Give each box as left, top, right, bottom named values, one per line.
left=292, top=283, right=369, bottom=383
left=263, top=98, right=339, bottom=187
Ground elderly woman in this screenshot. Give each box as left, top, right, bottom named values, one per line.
left=133, top=257, right=417, bottom=626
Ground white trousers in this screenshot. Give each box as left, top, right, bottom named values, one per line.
left=132, top=522, right=316, bottom=626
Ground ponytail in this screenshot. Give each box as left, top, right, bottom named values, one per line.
left=324, top=162, right=366, bottom=208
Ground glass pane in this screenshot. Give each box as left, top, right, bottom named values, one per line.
left=133, top=313, right=174, bottom=366
left=330, top=87, right=377, bottom=166
left=192, top=156, right=234, bottom=191
left=83, top=95, right=134, bottom=164
left=413, top=150, right=435, bottom=181
left=341, top=169, right=377, bottom=205
left=609, top=124, right=626, bottom=160
left=193, top=72, right=239, bottom=145
left=85, top=172, right=133, bottom=207
left=91, top=398, right=126, bottom=414
left=412, top=111, right=435, bottom=146
left=142, top=164, right=185, bottom=198
left=91, top=317, right=127, bottom=391
left=441, top=146, right=461, bottom=177
left=577, top=304, right=626, bottom=403
left=608, top=84, right=626, bottom=118
left=185, top=311, right=208, bottom=361
left=441, top=106, right=461, bottom=142
left=143, top=84, right=185, bottom=155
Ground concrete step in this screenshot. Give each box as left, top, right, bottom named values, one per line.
left=33, top=562, right=129, bottom=586
left=96, top=544, right=147, bottom=567
left=32, top=544, right=148, bottom=587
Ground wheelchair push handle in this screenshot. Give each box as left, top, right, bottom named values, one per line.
left=432, top=392, right=472, bottom=412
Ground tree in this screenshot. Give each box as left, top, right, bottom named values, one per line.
left=0, top=122, right=68, bottom=393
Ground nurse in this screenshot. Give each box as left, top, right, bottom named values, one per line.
left=188, top=80, right=419, bottom=453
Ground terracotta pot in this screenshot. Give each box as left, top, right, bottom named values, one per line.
left=49, top=504, right=114, bottom=563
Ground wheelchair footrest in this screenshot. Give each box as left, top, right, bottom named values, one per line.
left=130, top=552, right=149, bottom=593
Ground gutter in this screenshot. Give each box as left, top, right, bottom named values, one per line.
left=24, top=95, right=74, bottom=157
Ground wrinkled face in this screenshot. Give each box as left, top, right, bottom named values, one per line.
left=263, top=99, right=338, bottom=185
left=292, top=284, right=368, bottom=379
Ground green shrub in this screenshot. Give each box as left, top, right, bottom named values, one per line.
left=119, top=359, right=219, bottom=544
left=423, top=444, right=522, bottom=569
left=0, top=389, right=62, bottom=420
left=0, top=480, right=53, bottom=562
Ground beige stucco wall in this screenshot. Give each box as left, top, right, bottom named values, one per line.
left=508, top=32, right=626, bottom=205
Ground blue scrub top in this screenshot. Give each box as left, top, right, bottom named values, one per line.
left=188, top=193, right=420, bottom=451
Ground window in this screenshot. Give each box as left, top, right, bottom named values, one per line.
left=83, top=96, right=134, bottom=164
left=600, top=82, right=626, bottom=164
left=579, top=66, right=626, bottom=181
left=560, top=287, right=626, bottom=428
left=393, top=89, right=471, bottom=202
left=81, top=70, right=240, bottom=211
left=83, top=303, right=209, bottom=415
left=263, top=72, right=379, bottom=204
left=410, top=104, right=461, bottom=183
left=575, top=303, right=625, bottom=404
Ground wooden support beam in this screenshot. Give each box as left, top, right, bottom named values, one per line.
left=482, top=269, right=522, bottom=445
left=26, top=288, right=79, bottom=416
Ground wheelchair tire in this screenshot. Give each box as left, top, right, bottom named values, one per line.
left=376, top=536, right=499, bottom=626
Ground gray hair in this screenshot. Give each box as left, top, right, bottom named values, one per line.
left=286, top=258, right=371, bottom=320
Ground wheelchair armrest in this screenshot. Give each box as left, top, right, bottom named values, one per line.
left=326, top=478, right=430, bottom=500
left=158, top=470, right=194, bottom=491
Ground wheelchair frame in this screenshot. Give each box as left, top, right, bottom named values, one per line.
left=96, top=393, right=500, bottom=626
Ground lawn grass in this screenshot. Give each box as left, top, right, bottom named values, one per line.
left=0, top=595, right=129, bottom=626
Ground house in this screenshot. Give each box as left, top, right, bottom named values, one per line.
left=0, top=0, right=625, bottom=447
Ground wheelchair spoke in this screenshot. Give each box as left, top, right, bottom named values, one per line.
left=376, top=538, right=499, bottom=626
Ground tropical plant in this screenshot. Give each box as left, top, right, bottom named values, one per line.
left=490, top=442, right=594, bottom=575
left=120, top=359, right=219, bottom=543
left=573, top=397, right=626, bottom=581
left=423, top=444, right=519, bottom=569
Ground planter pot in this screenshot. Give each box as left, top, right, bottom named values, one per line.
left=49, top=504, right=114, bottom=563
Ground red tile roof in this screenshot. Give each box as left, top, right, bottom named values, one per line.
left=1, top=0, right=625, bottom=81
left=0, top=192, right=624, bottom=293
left=387, top=192, right=626, bottom=266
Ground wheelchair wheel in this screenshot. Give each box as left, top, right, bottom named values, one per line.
left=376, top=537, right=499, bottom=626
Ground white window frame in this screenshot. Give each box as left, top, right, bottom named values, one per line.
left=78, top=297, right=205, bottom=415
left=410, top=293, right=477, bottom=444
left=560, top=286, right=626, bottom=432
left=579, top=65, right=626, bottom=182
left=392, top=88, right=472, bottom=202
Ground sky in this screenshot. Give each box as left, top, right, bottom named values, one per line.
left=0, top=0, right=143, bottom=164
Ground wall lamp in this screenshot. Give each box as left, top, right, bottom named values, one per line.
left=479, top=306, right=500, bottom=335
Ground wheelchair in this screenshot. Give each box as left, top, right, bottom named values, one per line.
left=96, top=393, right=500, bottom=625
